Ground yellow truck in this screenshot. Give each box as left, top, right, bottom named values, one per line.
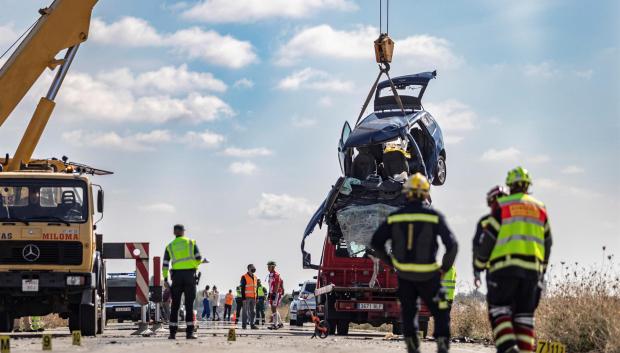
left=0, top=0, right=108, bottom=335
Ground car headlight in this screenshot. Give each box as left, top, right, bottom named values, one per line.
left=66, top=275, right=86, bottom=286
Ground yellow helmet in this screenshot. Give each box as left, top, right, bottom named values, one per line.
left=403, top=173, right=430, bottom=199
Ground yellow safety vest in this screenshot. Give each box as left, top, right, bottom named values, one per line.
left=164, top=236, right=200, bottom=278
left=441, top=266, right=456, bottom=301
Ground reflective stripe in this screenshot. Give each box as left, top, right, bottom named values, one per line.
left=388, top=213, right=439, bottom=224
left=487, top=217, right=501, bottom=231
left=474, top=258, right=487, bottom=270
left=168, top=322, right=178, bottom=327
left=495, top=333, right=517, bottom=346
left=516, top=334, right=535, bottom=345
left=490, top=256, right=544, bottom=273
left=495, top=234, right=545, bottom=247
left=391, top=257, right=439, bottom=272
left=503, top=217, right=545, bottom=227
left=493, top=321, right=513, bottom=336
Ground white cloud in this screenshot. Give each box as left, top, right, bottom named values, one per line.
left=536, top=178, right=599, bottom=199
left=522, top=62, right=560, bottom=78
left=223, top=147, right=272, bottom=158
left=233, top=78, right=254, bottom=89
left=90, top=17, right=257, bottom=68
left=573, top=69, right=593, bottom=79
left=561, top=165, right=585, bottom=174
left=425, top=100, right=477, bottom=132
left=318, top=96, right=333, bottom=107
left=291, top=116, right=318, bottom=128
left=249, top=193, right=314, bottom=220
left=277, top=25, right=461, bottom=70
left=0, top=24, right=18, bottom=49
left=181, top=0, right=357, bottom=23
left=229, top=161, right=258, bottom=175
left=444, top=135, right=464, bottom=145
left=58, top=70, right=233, bottom=123
left=61, top=129, right=172, bottom=151
left=481, top=147, right=521, bottom=162
left=277, top=68, right=354, bottom=92
left=182, top=129, right=226, bottom=148
left=139, top=202, right=176, bottom=213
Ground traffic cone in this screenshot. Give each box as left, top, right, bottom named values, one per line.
left=231, top=313, right=236, bottom=324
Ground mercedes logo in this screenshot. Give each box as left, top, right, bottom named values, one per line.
left=22, top=244, right=40, bottom=262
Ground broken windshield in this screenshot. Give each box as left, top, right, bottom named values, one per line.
left=0, top=179, right=88, bottom=223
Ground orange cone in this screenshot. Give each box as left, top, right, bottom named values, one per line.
left=232, top=313, right=236, bottom=323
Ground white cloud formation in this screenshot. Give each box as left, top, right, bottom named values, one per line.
left=61, top=129, right=173, bottom=151
left=249, top=193, right=315, bottom=220
left=291, top=116, right=318, bottom=128
left=223, top=147, right=272, bottom=158
left=181, top=0, right=357, bottom=23
left=318, top=96, right=333, bottom=107
left=57, top=69, right=233, bottom=123
left=233, top=78, right=255, bottom=89
left=561, top=165, right=585, bottom=174
left=139, top=202, right=176, bottom=213
left=229, top=161, right=258, bottom=175
left=481, top=147, right=522, bottom=162
left=182, top=129, right=226, bottom=148
left=522, top=62, right=560, bottom=78
left=426, top=100, right=477, bottom=131
left=536, top=178, right=599, bottom=199
left=277, top=68, right=354, bottom=92
left=90, top=17, right=257, bottom=68
left=276, top=25, right=461, bottom=70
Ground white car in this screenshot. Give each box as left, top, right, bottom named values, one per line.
left=289, top=280, right=316, bottom=326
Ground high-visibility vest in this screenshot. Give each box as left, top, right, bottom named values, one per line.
left=441, top=266, right=456, bottom=301
left=243, top=273, right=257, bottom=299
left=257, top=285, right=265, bottom=297
left=489, top=193, right=547, bottom=273
left=236, top=287, right=242, bottom=298
left=31, top=316, right=42, bottom=331
left=166, top=236, right=200, bottom=270
left=387, top=212, right=441, bottom=273
left=225, top=293, right=234, bottom=306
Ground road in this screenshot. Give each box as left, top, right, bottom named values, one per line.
left=5, top=322, right=495, bottom=353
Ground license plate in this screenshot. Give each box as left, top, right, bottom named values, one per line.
left=357, top=303, right=383, bottom=310
left=22, top=279, right=39, bottom=292
left=115, top=307, right=131, bottom=312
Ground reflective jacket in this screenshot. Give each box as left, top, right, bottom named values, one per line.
left=371, top=200, right=458, bottom=281
left=474, top=193, right=552, bottom=279
left=240, top=273, right=257, bottom=299
left=257, top=285, right=266, bottom=298
left=162, top=236, right=202, bottom=279
left=441, top=266, right=456, bottom=301
left=472, top=214, right=493, bottom=270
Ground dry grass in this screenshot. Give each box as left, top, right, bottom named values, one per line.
left=41, top=314, right=67, bottom=329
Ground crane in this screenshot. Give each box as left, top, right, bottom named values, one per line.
left=0, top=0, right=98, bottom=171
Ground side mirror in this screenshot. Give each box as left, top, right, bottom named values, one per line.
left=97, top=189, right=104, bottom=213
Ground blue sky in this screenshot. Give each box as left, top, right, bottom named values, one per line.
left=0, top=0, right=618, bottom=293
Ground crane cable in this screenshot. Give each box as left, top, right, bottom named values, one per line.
left=0, top=17, right=40, bottom=62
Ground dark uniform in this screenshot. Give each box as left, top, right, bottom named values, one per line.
left=371, top=199, right=458, bottom=352
left=163, top=226, right=202, bottom=339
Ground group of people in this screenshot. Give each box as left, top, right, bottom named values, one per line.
left=370, top=166, right=552, bottom=353
left=161, top=224, right=286, bottom=339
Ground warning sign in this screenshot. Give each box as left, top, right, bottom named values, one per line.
left=0, top=336, right=9, bottom=353
left=536, top=340, right=566, bottom=353
left=42, top=334, right=52, bottom=351
left=71, top=331, right=81, bottom=346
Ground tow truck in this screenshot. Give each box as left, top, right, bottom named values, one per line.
left=0, top=0, right=109, bottom=336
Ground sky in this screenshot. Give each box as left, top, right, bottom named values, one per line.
left=0, top=0, right=618, bottom=294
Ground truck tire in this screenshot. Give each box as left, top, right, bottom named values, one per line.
left=68, top=308, right=80, bottom=333
left=96, top=296, right=105, bottom=335
left=327, top=320, right=337, bottom=335
left=80, top=290, right=99, bottom=337
left=336, top=320, right=349, bottom=335
left=392, top=321, right=402, bottom=335
left=0, top=312, right=13, bottom=332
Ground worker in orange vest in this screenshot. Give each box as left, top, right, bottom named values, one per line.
left=240, top=264, right=258, bottom=330
left=223, top=289, right=234, bottom=321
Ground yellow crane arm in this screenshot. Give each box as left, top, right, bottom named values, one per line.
left=0, top=0, right=98, bottom=171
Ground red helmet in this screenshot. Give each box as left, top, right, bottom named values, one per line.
left=486, top=185, right=508, bottom=206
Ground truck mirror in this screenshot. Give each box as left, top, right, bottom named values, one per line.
left=97, top=189, right=104, bottom=213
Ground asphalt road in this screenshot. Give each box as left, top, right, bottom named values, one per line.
left=5, top=322, right=495, bottom=353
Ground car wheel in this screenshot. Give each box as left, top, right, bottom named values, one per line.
left=433, top=155, right=447, bottom=185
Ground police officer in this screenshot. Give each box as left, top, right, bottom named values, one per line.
left=371, top=173, right=458, bottom=353
left=473, top=167, right=552, bottom=353
left=472, top=185, right=508, bottom=287
left=163, top=224, right=203, bottom=339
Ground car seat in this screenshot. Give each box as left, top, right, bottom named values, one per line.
left=351, top=149, right=377, bottom=180
left=382, top=150, right=409, bottom=179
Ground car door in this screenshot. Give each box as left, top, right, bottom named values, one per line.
left=410, top=116, right=438, bottom=178
left=338, top=121, right=353, bottom=175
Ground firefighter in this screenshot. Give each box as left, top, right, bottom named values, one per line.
left=472, top=185, right=508, bottom=287
left=371, top=173, right=458, bottom=353
left=163, top=224, right=203, bottom=339
left=255, top=279, right=268, bottom=325
left=441, top=266, right=456, bottom=307
left=473, top=167, right=552, bottom=353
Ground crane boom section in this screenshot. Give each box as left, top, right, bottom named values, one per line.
left=0, top=0, right=98, bottom=127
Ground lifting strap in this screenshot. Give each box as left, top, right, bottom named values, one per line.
left=354, top=63, right=406, bottom=127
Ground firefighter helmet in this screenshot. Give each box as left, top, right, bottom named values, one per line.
left=403, top=173, right=430, bottom=199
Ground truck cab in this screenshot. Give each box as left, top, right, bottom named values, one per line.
left=0, top=167, right=107, bottom=336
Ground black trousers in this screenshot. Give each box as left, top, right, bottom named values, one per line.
left=487, top=275, right=539, bottom=353
left=170, top=269, right=197, bottom=328
left=223, top=304, right=232, bottom=321
left=235, top=298, right=243, bottom=320
left=255, top=298, right=265, bottom=322
left=398, top=273, right=450, bottom=339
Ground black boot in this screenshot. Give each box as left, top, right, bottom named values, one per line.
left=186, top=325, right=198, bottom=339
left=168, top=325, right=177, bottom=340
left=404, top=336, right=420, bottom=353
left=436, top=337, right=450, bottom=353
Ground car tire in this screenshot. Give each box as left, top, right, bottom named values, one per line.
left=0, top=312, right=13, bottom=332
left=336, top=320, right=349, bottom=336
left=433, top=154, right=447, bottom=185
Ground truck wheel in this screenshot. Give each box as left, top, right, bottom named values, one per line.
left=80, top=291, right=99, bottom=337
left=336, top=320, right=349, bottom=335
left=327, top=320, right=337, bottom=335
left=0, top=312, right=13, bottom=332
left=96, top=296, right=105, bottom=335
left=392, top=321, right=402, bottom=335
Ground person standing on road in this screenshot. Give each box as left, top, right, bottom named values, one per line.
left=370, top=173, right=458, bottom=353
left=474, top=167, right=552, bottom=353
left=472, top=185, right=509, bottom=272
left=255, top=279, right=268, bottom=325
left=266, top=261, right=284, bottom=330
left=234, top=286, right=243, bottom=324
left=224, top=289, right=234, bottom=321
left=210, top=286, right=221, bottom=321
left=163, top=224, right=203, bottom=339
left=240, top=264, right=259, bottom=330
left=201, top=285, right=211, bottom=320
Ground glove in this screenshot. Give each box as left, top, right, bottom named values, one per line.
left=473, top=270, right=482, bottom=289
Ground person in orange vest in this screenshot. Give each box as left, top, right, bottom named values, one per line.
left=224, top=289, right=234, bottom=321
left=240, top=264, right=258, bottom=330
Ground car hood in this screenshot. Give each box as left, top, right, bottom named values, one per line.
left=344, top=113, right=409, bottom=148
